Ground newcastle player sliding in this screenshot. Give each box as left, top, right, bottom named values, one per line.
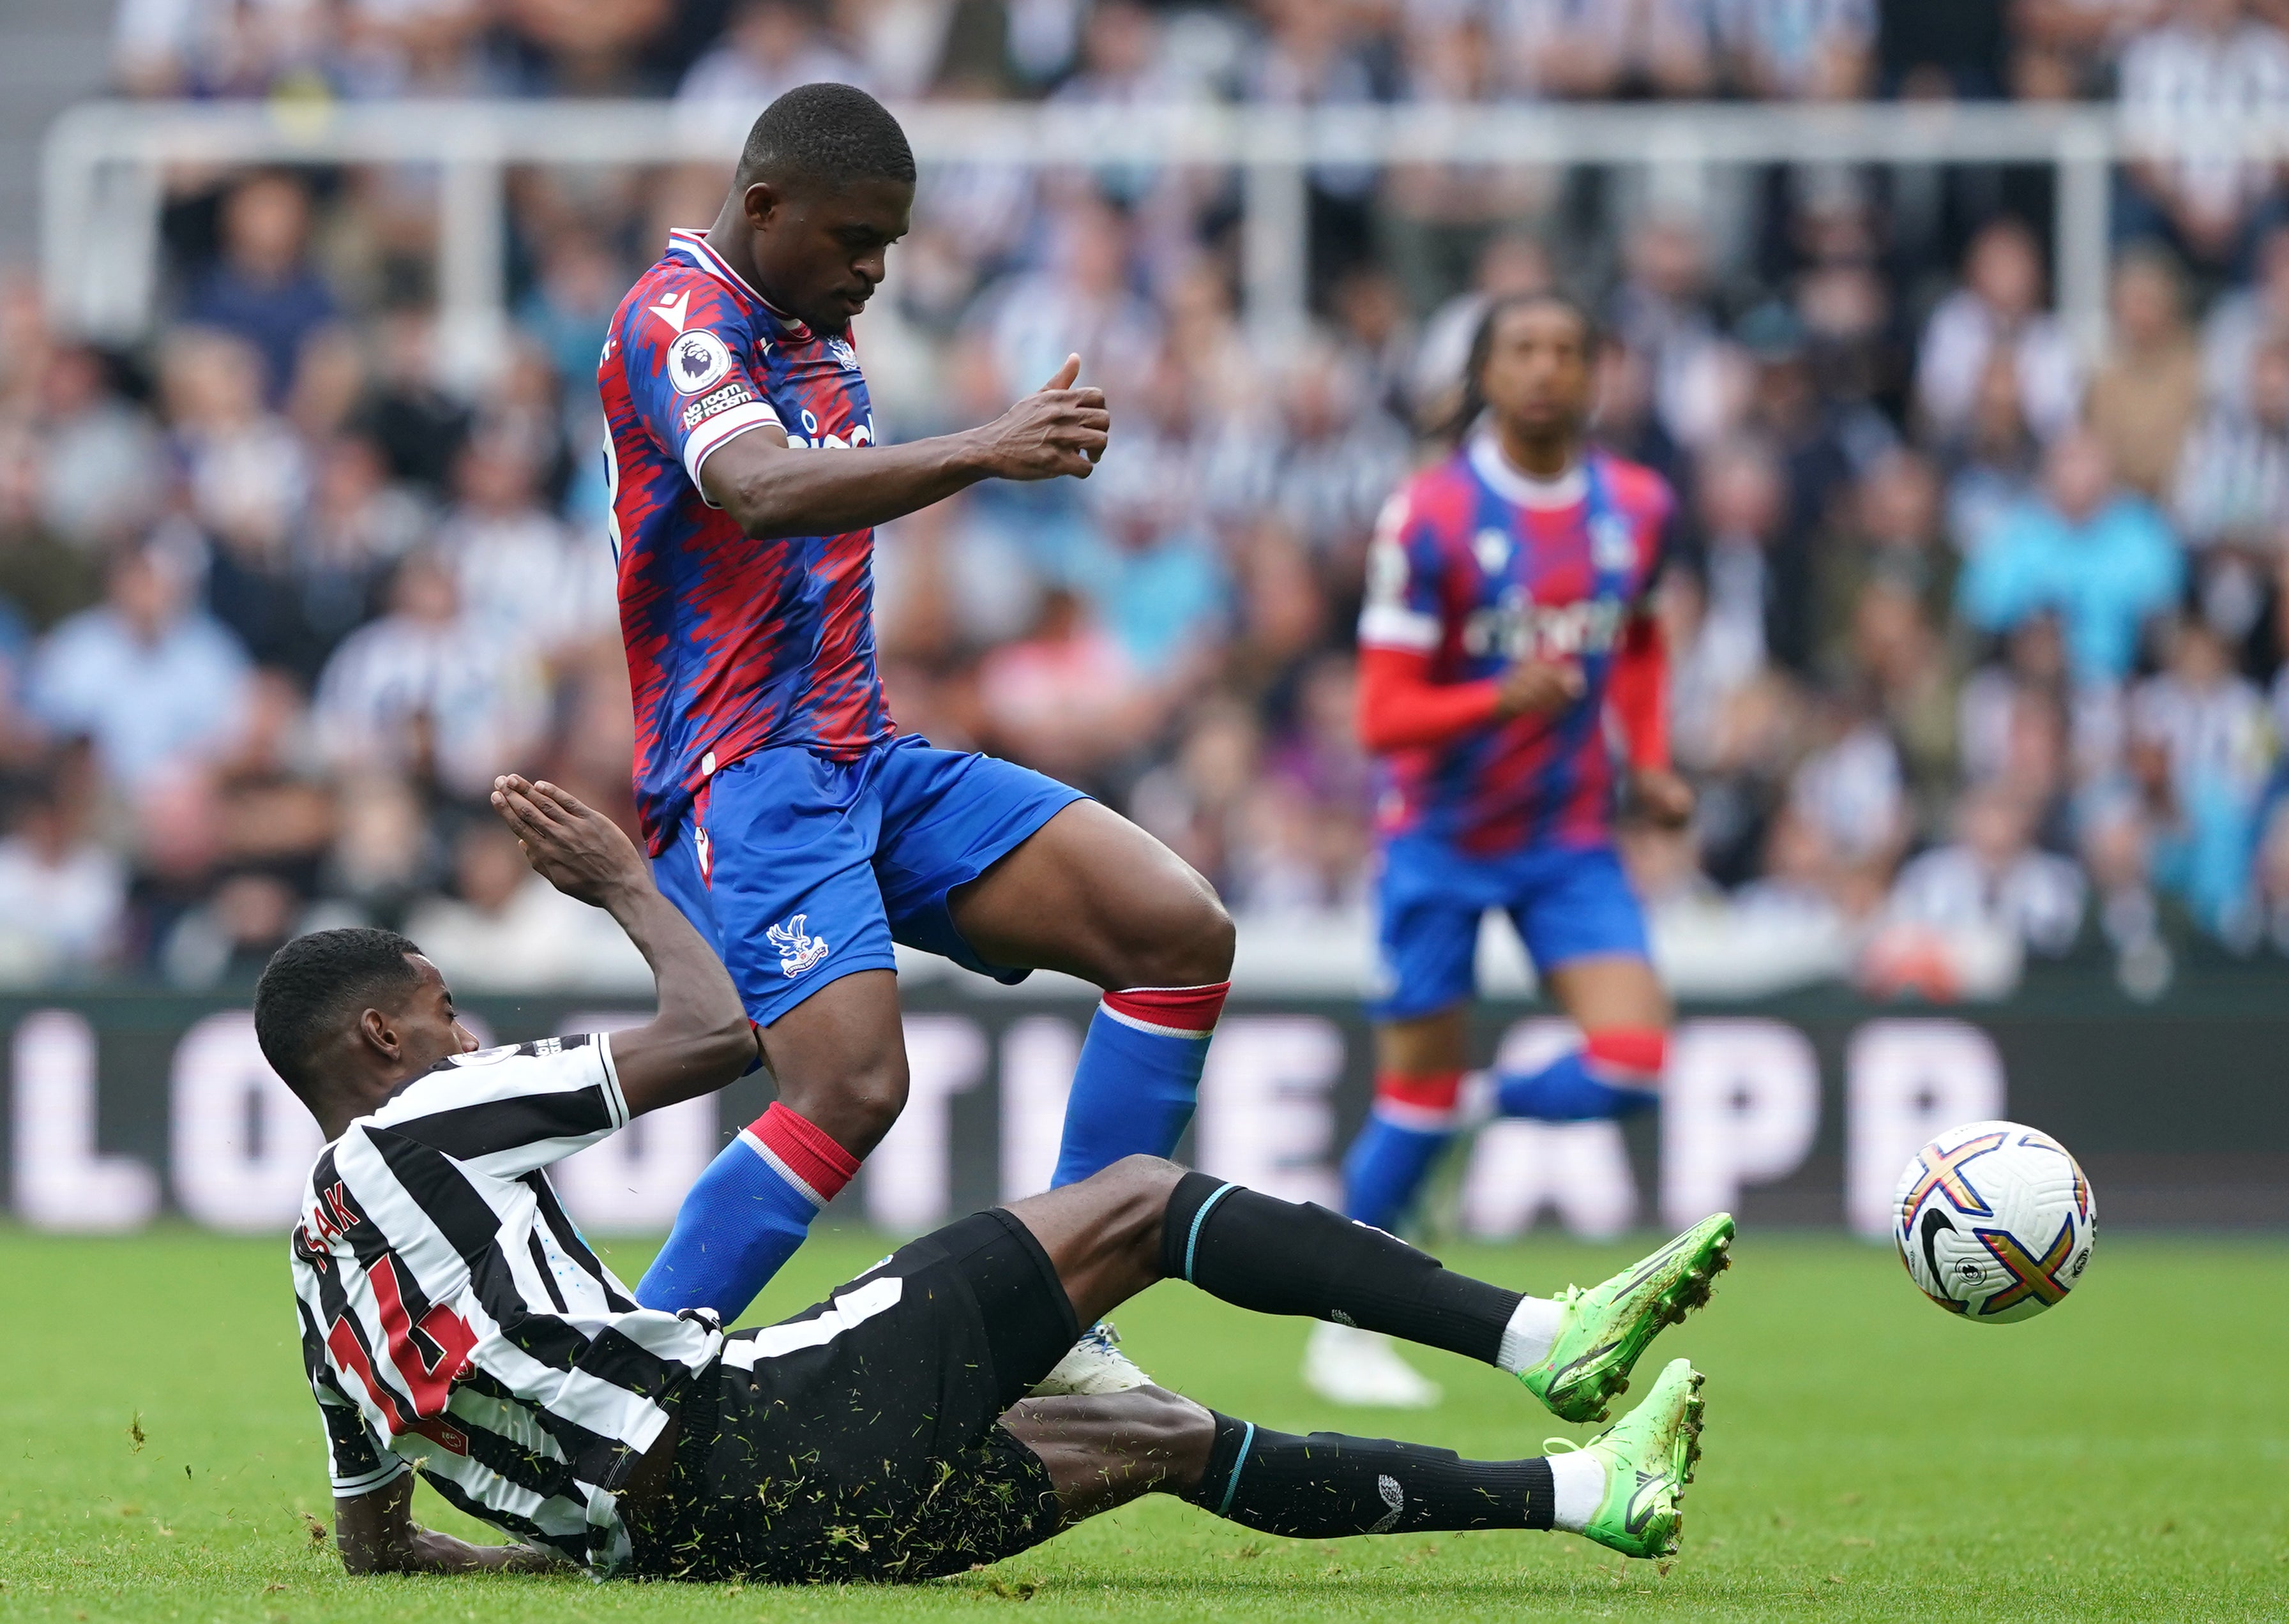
left=262, top=776, right=1730, bottom=1583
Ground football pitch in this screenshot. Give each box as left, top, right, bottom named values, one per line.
left=1, top=1224, right=2281, bottom=1623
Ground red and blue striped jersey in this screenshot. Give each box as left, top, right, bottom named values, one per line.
left=599, top=230, right=892, bottom=854
left=1358, top=438, right=1674, bottom=855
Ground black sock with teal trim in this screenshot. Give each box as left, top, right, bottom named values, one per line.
left=1159, top=1169, right=1524, bottom=1364
left=1179, top=1411, right=1555, bottom=1537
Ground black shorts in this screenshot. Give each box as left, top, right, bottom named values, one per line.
left=625, top=1208, right=1080, bottom=1584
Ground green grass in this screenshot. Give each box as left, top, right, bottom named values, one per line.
left=1, top=1224, right=2281, bottom=1622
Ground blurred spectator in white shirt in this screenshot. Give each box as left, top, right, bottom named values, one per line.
left=335, top=0, right=487, bottom=97
left=1916, top=218, right=2081, bottom=446
left=1714, top=0, right=1875, bottom=98
left=27, top=543, right=253, bottom=792
left=404, top=817, right=647, bottom=990
left=2174, top=335, right=2289, bottom=646
left=1244, top=0, right=1379, bottom=202
left=114, top=0, right=328, bottom=98
left=1606, top=216, right=1741, bottom=453
left=2200, top=223, right=2289, bottom=406
left=1475, top=0, right=1715, bottom=99
left=1790, top=699, right=1910, bottom=875
left=1940, top=351, right=2046, bottom=555
left=0, top=770, right=126, bottom=979
left=33, top=346, right=163, bottom=550
left=1201, top=336, right=1409, bottom=557
left=1887, top=785, right=2087, bottom=957
left=978, top=195, right=1163, bottom=416
left=2117, top=0, right=2289, bottom=270
left=313, top=550, right=548, bottom=798
left=160, top=327, right=311, bottom=557
left=675, top=0, right=870, bottom=107
left=2133, top=615, right=2273, bottom=795
left=435, top=432, right=617, bottom=656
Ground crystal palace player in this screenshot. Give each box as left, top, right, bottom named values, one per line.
left=262, top=776, right=1725, bottom=1583
left=599, top=82, right=1233, bottom=1378
left=1307, top=292, right=1699, bottom=1407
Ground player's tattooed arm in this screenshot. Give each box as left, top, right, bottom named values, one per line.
left=333, top=1474, right=563, bottom=1574
left=700, top=352, right=1109, bottom=538
left=488, top=774, right=760, bottom=1114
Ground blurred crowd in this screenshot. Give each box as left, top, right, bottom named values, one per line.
left=8, top=1, right=2289, bottom=995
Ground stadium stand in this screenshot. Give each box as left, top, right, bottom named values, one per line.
left=6, top=0, right=2289, bottom=999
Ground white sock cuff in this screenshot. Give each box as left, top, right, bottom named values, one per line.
left=1548, top=1449, right=1606, bottom=1533
left=1497, top=1295, right=1563, bottom=1374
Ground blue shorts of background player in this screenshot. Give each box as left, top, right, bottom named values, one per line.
left=1337, top=831, right=1668, bottom=1256
left=1369, top=833, right=1651, bottom=1023
left=652, top=734, right=1083, bottom=1028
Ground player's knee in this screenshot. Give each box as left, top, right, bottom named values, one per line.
left=779, top=1051, right=909, bottom=1156
left=1114, top=878, right=1234, bottom=989
left=1093, top=1153, right=1186, bottom=1254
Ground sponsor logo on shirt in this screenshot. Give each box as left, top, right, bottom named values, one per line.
left=1461, top=590, right=1627, bottom=661
left=680, top=380, right=755, bottom=430
left=783, top=407, right=876, bottom=451
left=668, top=329, right=734, bottom=395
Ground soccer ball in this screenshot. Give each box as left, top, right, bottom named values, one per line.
left=1893, top=1120, right=2096, bottom=1323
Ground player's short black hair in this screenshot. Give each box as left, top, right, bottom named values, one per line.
left=254, top=928, right=425, bottom=1101
left=736, top=82, right=916, bottom=192
left=1446, top=289, right=1600, bottom=442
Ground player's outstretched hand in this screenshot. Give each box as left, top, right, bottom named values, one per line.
left=977, top=352, right=1110, bottom=481
left=1492, top=658, right=1586, bottom=719
left=489, top=774, right=650, bottom=909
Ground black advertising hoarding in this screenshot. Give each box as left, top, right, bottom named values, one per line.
left=1, top=981, right=2283, bottom=1238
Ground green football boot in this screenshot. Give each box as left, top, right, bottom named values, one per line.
left=1560, top=1357, right=1707, bottom=1561
left=1517, top=1212, right=1734, bottom=1424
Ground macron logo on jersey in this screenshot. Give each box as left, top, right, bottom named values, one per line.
left=650, top=289, right=691, bottom=335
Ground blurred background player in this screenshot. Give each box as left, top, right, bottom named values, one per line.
left=600, top=84, right=1233, bottom=1385
left=1308, top=292, right=1692, bottom=1408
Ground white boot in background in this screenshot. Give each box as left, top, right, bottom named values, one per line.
left=1302, top=1321, right=1442, bottom=1408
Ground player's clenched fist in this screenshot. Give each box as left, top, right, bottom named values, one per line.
left=490, top=774, right=650, bottom=908
left=1626, top=765, right=1695, bottom=828
left=1491, top=658, right=1587, bottom=719
left=976, top=352, right=1111, bottom=480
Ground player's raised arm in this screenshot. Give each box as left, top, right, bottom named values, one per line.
left=487, top=774, right=759, bottom=1113
left=699, top=352, right=1108, bottom=540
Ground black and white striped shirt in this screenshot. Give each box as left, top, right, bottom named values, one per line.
left=291, top=1035, right=721, bottom=1575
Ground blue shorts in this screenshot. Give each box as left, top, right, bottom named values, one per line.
left=651, top=735, right=1087, bottom=1028
left=1368, top=833, right=1651, bottom=1023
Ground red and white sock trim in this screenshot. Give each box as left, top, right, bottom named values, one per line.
left=1098, top=981, right=1231, bottom=1041
left=739, top=1102, right=861, bottom=1211
left=1582, top=1028, right=1667, bottom=1090
left=1371, top=1069, right=1465, bottom=1133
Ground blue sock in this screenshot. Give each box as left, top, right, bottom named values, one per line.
left=1340, top=1071, right=1463, bottom=1232
left=1050, top=983, right=1229, bottom=1188
left=635, top=1102, right=858, bottom=1320
left=1343, top=1115, right=1456, bottom=1234
left=1495, top=1047, right=1660, bottom=1124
